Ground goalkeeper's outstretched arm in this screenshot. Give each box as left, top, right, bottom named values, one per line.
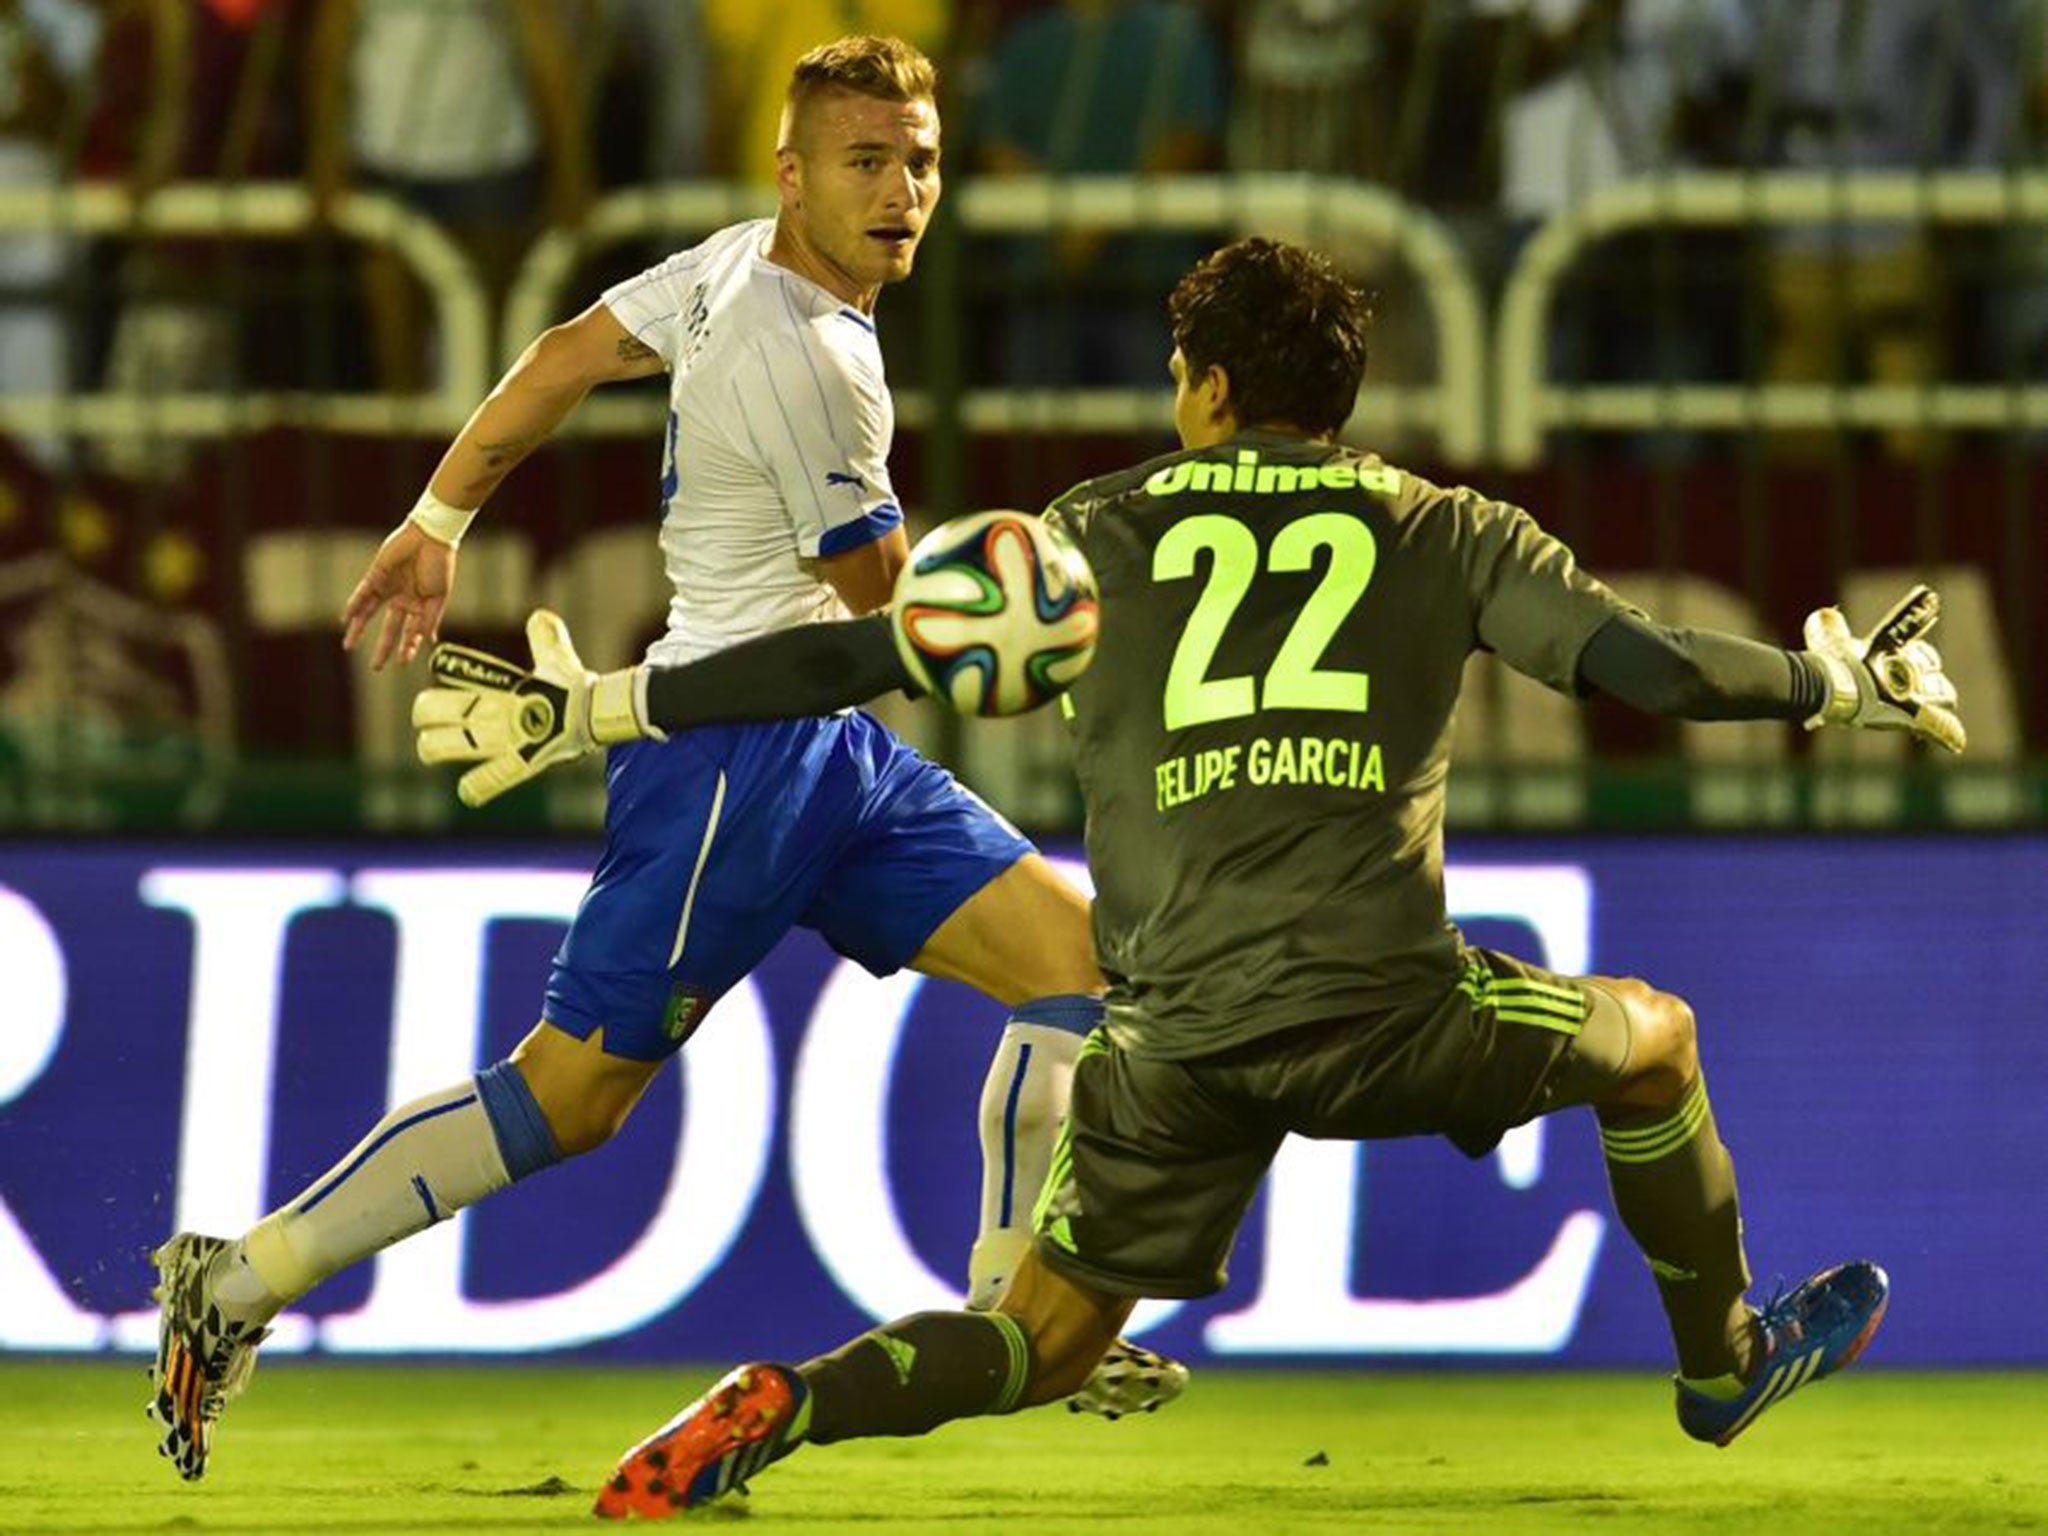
left=1578, top=585, right=1965, bottom=753
left=413, top=613, right=914, bottom=806
left=1577, top=613, right=1828, bottom=721
left=641, top=615, right=913, bottom=731
left=417, top=585, right=1965, bottom=808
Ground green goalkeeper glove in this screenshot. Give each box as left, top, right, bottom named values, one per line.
left=413, top=610, right=662, bottom=807
left=1802, top=584, right=1966, bottom=754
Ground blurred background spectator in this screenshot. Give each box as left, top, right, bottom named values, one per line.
left=700, top=0, right=948, bottom=182
left=1, top=0, right=98, bottom=470
left=85, top=0, right=304, bottom=481
left=1738, top=0, right=2019, bottom=458
left=587, top=0, right=712, bottom=187
left=1229, top=0, right=1383, bottom=180
left=1488, top=0, right=1757, bottom=452
left=308, top=0, right=590, bottom=390
left=2005, top=0, right=2048, bottom=401
left=973, top=0, right=1226, bottom=385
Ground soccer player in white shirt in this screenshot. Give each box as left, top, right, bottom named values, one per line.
left=144, top=36, right=1177, bottom=1484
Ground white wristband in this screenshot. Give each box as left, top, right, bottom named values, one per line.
left=1802, top=650, right=1862, bottom=732
left=588, top=666, right=663, bottom=744
left=407, top=488, right=478, bottom=549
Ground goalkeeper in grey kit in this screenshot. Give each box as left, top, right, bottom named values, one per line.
left=418, top=238, right=1964, bottom=1517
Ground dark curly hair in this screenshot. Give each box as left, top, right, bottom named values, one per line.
left=1167, top=238, right=1373, bottom=437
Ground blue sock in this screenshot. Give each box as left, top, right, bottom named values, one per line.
left=474, top=1059, right=564, bottom=1181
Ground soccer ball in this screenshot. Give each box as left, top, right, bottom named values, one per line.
left=889, top=511, right=1101, bottom=717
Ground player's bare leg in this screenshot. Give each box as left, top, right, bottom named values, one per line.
left=912, top=854, right=1189, bottom=1417
left=146, top=1022, right=648, bottom=1478
left=501, top=1023, right=665, bottom=1156
left=910, top=853, right=1102, bottom=1006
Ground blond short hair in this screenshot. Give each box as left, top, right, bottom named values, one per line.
left=779, top=35, right=938, bottom=150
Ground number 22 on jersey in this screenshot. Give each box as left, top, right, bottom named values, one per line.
left=1153, top=512, right=1378, bottom=731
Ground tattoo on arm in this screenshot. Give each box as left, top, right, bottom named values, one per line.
left=616, top=335, right=658, bottom=364
left=460, top=434, right=539, bottom=500
left=476, top=435, right=536, bottom=470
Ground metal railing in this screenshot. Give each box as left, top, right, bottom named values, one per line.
left=1496, top=172, right=2048, bottom=466
left=0, top=182, right=492, bottom=441
left=11, top=172, right=2043, bottom=467
left=0, top=171, right=2039, bottom=831
left=502, top=176, right=1490, bottom=463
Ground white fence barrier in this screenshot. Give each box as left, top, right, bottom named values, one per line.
left=501, top=175, right=1490, bottom=463
left=1496, top=172, right=2048, bottom=466
left=0, top=182, right=491, bottom=440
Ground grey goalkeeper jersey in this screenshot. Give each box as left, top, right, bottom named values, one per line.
left=1046, top=431, right=1632, bottom=1060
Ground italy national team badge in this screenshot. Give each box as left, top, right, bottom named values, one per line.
left=662, top=985, right=709, bottom=1045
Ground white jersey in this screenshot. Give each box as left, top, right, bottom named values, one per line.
left=601, top=220, right=904, bottom=667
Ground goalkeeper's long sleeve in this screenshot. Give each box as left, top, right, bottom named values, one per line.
left=1577, top=612, right=1831, bottom=722
left=640, top=615, right=915, bottom=732
left=640, top=609, right=1832, bottom=735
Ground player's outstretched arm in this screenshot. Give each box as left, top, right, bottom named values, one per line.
left=1576, top=585, right=1964, bottom=752
left=341, top=303, right=666, bottom=670
left=414, top=613, right=913, bottom=806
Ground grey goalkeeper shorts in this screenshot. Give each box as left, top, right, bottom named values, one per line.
left=1031, top=948, right=1632, bottom=1300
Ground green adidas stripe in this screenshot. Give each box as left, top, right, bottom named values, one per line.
left=1602, top=1082, right=1712, bottom=1164
left=1033, top=1118, right=1075, bottom=1233
left=1606, top=1133, right=1701, bottom=1166
left=1457, top=959, right=1491, bottom=1003
left=1034, top=1027, right=1106, bottom=1231
left=1491, top=983, right=1587, bottom=1014
left=1603, top=1098, right=1710, bottom=1160
left=1464, top=974, right=1589, bottom=1015
left=784, top=1384, right=815, bottom=1444
left=983, top=1312, right=1032, bottom=1414
left=1602, top=1080, right=1708, bottom=1144
left=1496, top=1007, right=1584, bottom=1036
left=1499, top=987, right=1589, bottom=1011
left=1597, top=1097, right=1712, bottom=1163
left=1491, top=992, right=1587, bottom=1021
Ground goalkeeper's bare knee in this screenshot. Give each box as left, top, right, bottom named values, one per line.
left=1599, top=979, right=1701, bottom=1114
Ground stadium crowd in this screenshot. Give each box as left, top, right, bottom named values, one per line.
left=4, top=0, right=2046, bottom=409
left=1, top=1, right=2044, bottom=832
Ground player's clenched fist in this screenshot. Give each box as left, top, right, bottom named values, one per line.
left=413, top=611, right=660, bottom=807
left=1802, top=584, right=1966, bottom=754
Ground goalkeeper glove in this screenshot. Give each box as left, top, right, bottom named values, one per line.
left=1801, top=584, right=1966, bottom=754
left=413, top=610, right=663, bottom=807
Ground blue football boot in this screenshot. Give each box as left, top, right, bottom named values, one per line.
left=1676, top=1260, right=1889, bottom=1446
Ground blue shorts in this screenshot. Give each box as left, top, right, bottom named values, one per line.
left=543, top=712, right=1034, bottom=1060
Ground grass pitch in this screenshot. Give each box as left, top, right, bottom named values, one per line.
left=3, top=1361, right=2043, bottom=1535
